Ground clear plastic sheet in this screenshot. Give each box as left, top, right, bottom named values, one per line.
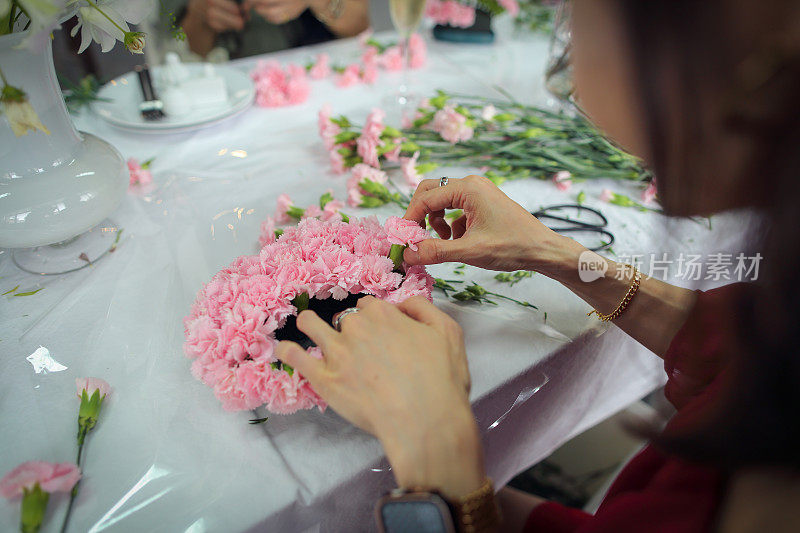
left=2, top=166, right=741, bottom=531
left=0, top=30, right=752, bottom=532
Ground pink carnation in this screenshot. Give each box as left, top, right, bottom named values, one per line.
left=600, top=189, right=614, bottom=202
left=351, top=163, right=387, bottom=185
left=432, top=105, right=474, bottom=144
left=309, top=53, right=330, bottom=80
left=76, top=377, right=112, bottom=399
left=1, top=461, right=80, bottom=499
left=127, top=158, right=153, bottom=187
left=362, top=46, right=378, bottom=67
left=318, top=103, right=340, bottom=150
left=498, top=0, right=520, bottom=17
left=400, top=151, right=423, bottom=187
left=185, top=217, right=433, bottom=414
left=552, top=171, right=572, bottom=192
left=329, top=150, right=346, bottom=175
left=275, top=194, right=294, bottom=223
left=321, top=199, right=345, bottom=221
left=642, top=179, right=658, bottom=204
left=361, top=63, right=379, bottom=84
left=379, top=45, right=404, bottom=71
left=258, top=216, right=278, bottom=247
left=408, top=33, right=427, bottom=69
left=336, top=64, right=361, bottom=88
left=384, top=216, right=429, bottom=251
left=426, top=0, right=476, bottom=28
left=251, top=61, right=310, bottom=107
left=356, top=135, right=381, bottom=168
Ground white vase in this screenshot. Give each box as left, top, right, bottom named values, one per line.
left=0, top=30, right=127, bottom=256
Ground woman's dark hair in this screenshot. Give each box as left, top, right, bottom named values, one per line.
left=616, top=0, right=800, bottom=469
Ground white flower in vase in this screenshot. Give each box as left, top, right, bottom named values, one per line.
left=0, top=84, right=50, bottom=136
left=70, top=0, right=152, bottom=53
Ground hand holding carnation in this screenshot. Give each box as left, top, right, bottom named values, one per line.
left=275, top=295, right=485, bottom=500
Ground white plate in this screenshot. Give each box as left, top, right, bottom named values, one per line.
left=92, top=63, right=255, bottom=133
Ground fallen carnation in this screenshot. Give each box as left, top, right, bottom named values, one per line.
left=641, top=179, right=658, bottom=204
left=251, top=61, right=310, bottom=107
left=309, top=53, right=330, bottom=80
left=552, top=170, right=572, bottom=192
left=76, top=377, right=112, bottom=399
left=432, top=105, right=474, bottom=144
left=127, top=158, right=153, bottom=187
left=0, top=462, right=80, bottom=499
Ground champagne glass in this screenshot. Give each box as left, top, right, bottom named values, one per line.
left=544, top=0, right=575, bottom=109
left=388, top=0, right=426, bottom=113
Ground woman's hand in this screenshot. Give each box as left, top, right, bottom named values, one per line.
left=188, top=0, right=247, bottom=32
left=403, top=175, right=581, bottom=274
left=275, top=296, right=486, bottom=499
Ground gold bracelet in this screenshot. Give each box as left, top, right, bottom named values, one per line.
left=456, top=478, right=500, bottom=533
left=587, top=266, right=642, bottom=322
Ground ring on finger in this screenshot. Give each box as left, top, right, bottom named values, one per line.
left=332, top=307, right=360, bottom=332
left=439, top=176, right=449, bottom=187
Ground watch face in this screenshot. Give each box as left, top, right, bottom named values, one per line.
left=380, top=500, right=452, bottom=533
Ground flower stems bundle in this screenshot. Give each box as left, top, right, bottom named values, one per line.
left=320, top=90, right=651, bottom=189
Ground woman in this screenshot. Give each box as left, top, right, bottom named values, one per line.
left=277, top=0, right=800, bottom=530
left=174, top=0, right=369, bottom=59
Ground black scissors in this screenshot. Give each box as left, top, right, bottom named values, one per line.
left=531, top=204, right=614, bottom=252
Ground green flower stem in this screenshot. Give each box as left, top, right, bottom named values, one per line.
left=59, top=482, right=79, bottom=533
left=85, top=0, right=128, bottom=35
left=483, top=290, right=537, bottom=309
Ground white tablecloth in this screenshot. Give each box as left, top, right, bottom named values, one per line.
left=0, top=28, right=751, bottom=532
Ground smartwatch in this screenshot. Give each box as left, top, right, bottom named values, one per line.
left=375, top=479, right=500, bottom=533
left=375, top=489, right=457, bottom=533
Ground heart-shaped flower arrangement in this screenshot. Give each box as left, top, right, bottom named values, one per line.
left=184, top=216, right=432, bottom=414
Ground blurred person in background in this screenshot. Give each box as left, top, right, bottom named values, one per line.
left=165, top=0, right=369, bottom=59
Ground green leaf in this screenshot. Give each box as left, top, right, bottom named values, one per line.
left=292, top=292, right=310, bottom=312
left=415, top=162, right=439, bottom=175
left=382, top=125, right=402, bottom=138
left=400, top=141, right=422, bottom=152
left=576, top=191, right=586, bottom=205
left=429, top=94, right=449, bottom=109
left=333, top=131, right=359, bottom=144
left=0, top=84, right=26, bottom=103
left=331, top=116, right=351, bottom=128
left=287, top=206, right=305, bottom=220
left=2, top=285, right=19, bottom=296
left=359, top=196, right=387, bottom=208
left=319, top=192, right=334, bottom=208
left=388, top=244, right=406, bottom=272
left=377, top=143, right=398, bottom=156
left=359, top=179, right=390, bottom=197
left=412, top=113, right=434, bottom=128
left=13, top=288, right=43, bottom=297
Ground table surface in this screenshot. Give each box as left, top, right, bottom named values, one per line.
left=0, top=27, right=750, bottom=533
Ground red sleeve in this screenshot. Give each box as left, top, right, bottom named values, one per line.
left=525, top=501, right=591, bottom=532
left=523, top=284, right=741, bottom=532
left=663, top=283, right=746, bottom=410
